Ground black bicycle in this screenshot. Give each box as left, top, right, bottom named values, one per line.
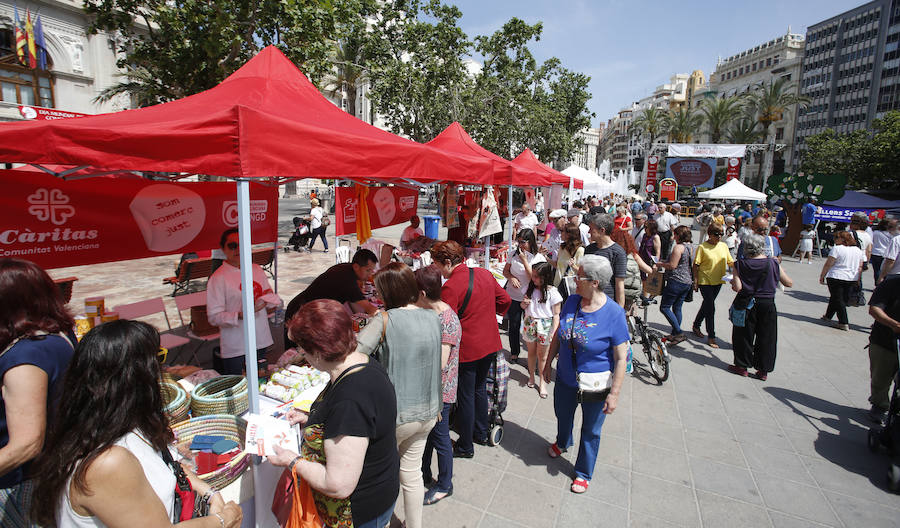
left=628, top=297, right=670, bottom=384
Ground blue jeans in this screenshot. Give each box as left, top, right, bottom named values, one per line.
left=554, top=381, right=608, bottom=481
left=456, top=354, right=494, bottom=453
left=355, top=501, right=396, bottom=528
left=308, top=226, right=328, bottom=250
left=422, top=402, right=453, bottom=492
left=507, top=301, right=524, bottom=357
left=659, top=280, right=692, bottom=336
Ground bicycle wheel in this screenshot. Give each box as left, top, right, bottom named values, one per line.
left=647, top=332, right=670, bottom=383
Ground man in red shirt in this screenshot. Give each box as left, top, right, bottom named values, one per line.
left=432, top=241, right=511, bottom=457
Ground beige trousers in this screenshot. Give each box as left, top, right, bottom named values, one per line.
left=395, top=418, right=437, bottom=528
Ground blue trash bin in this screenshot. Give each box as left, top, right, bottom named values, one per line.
left=423, top=215, right=441, bottom=239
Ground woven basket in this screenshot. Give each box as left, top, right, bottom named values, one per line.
left=171, top=414, right=250, bottom=489
left=161, top=380, right=191, bottom=424
left=191, top=375, right=249, bottom=416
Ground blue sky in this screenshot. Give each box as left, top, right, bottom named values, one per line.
left=448, top=0, right=862, bottom=127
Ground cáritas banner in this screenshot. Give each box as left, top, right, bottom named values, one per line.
left=0, top=170, right=277, bottom=269
left=335, top=186, right=419, bottom=236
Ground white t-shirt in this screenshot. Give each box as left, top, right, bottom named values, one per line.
left=872, top=230, right=896, bottom=257
left=657, top=211, right=677, bottom=233
left=854, top=229, right=873, bottom=254
left=883, top=236, right=900, bottom=276
left=309, top=206, right=324, bottom=229
left=825, top=244, right=865, bottom=281
left=524, top=286, right=563, bottom=319
left=514, top=212, right=539, bottom=232
left=58, top=432, right=175, bottom=528
left=206, top=262, right=277, bottom=358
left=505, top=250, right=546, bottom=301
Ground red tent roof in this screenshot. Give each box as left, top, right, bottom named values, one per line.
left=0, top=46, right=493, bottom=185
left=426, top=122, right=551, bottom=187
left=512, top=148, right=583, bottom=189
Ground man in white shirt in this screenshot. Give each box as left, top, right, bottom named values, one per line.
left=657, top=204, right=678, bottom=259
left=632, top=213, right=647, bottom=247
left=514, top=203, right=539, bottom=236
left=877, top=234, right=900, bottom=284
left=568, top=208, right=591, bottom=246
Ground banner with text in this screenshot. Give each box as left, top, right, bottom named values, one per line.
left=726, top=157, right=742, bottom=181
left=645, top=155, right=659, bottom=194
left=665, top=158, right=716, bottom=188
left=0, top=171, right=278, bottom=269
left=335, top=186, right=419, bottom=236
left=668, top=144, right=746, bottom=158
left=814, top=206, right=885, bottom=223
left=18, top=105, right=90, bottom=120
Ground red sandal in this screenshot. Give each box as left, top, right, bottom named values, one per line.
left=571, top=478, right=589, bottom=493
left=547, top=443, right=565, bottom=458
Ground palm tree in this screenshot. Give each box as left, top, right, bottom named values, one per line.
left=727, top=115, right=763, bottom=144
left=699, top=96, right=744, bottom=144
left=744, top=78, right=810, bottom=190
left=321, top=35, right=368, bottom=119
left=665, top=106, right=704, bottom=143
left=629, top=107, right=668, bottom=192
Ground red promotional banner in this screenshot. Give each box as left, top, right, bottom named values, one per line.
left=659, top=178, right=678, bottom=202
left=0, top=171, right=278, bottom=269
left=645, top=155, right=658, bottom=194
left=726, top=157, right=742, bottom=181
left=335, top=186, right=419, bottom=236
left=18, top=105, right=89, bottom=120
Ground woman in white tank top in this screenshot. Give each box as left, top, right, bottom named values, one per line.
left=26, top=320, right=242, bottom=528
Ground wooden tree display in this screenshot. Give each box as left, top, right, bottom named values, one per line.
left=766, top=172, right=846, bottom=254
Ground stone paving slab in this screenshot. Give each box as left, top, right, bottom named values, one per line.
left=44, top=201, right=900, bottom=527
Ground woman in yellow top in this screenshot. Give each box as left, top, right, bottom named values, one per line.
left=711, top=207, right=725, bottom=227
left=554, top=224, right=584, bottom=298
left=691, top=224, right=734, bottom=348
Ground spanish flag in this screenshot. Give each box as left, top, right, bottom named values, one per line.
left=13, top=4, right=26, bottom=66
left=25, top=9, right=37, bottom=69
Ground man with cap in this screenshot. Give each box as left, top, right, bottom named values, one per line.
left=567, top=208, right=592, bottom=246
left=541, top=209, right=568, bottom=260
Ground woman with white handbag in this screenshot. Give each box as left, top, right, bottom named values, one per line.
left=542, top=255, right=630, bottom=494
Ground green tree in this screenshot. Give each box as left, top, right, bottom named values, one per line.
left=665, top=106, right=703, bottom=143
left=630, top=107, right=668, bottom=152
left=799, top=128, right=872, bottom=187
left=85, top=0, right=363, bottom=106
left=867, top=111, right=900, bottom=188
left=766, top=171, right=846, bottom=253
left=744, top=78, right=809, bottom=190
left=699, top=95, right=744, bottom=144
left=364, top=0, right=474, bottom=142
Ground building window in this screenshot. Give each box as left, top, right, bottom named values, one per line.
left=0, top=29, right=55, bottom=108
left=720, top=74, right=725, bottom=82
left=767, top=57, right=772, bottom=67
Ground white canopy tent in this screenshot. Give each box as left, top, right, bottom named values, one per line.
left=563, top=164, right=609, bottom=197
left=698, top=178, right=767, bottom=201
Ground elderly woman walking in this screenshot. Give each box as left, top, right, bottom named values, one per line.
left=728, top=234, right=793, bottom=381
left=819, top=231, right=866, bottom=331
left=543, top=255, right=629, bottom=495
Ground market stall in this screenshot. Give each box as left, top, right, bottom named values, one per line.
left=697, top=178, right=767, bottom=201
left=0, top=46, right=498, bottom=527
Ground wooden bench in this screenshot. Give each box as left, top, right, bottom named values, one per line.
left=54, top=276, right=78, bottom=304
left=164, top=246, right=276, bottom=296
left=164, top=257, right=216, bottom=297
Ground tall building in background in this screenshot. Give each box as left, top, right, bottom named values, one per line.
left=0, top=1, right=127, bottom=121
left=570, top=125, right=603, bottom=171
left=707, top=30, right=805, bottom=174
left=605, top=104, right=638, bottom=172
left=795, top=0, right=900, bottom=165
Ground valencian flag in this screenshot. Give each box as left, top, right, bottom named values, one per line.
left=14, top=4, right=26, bottom=66
left=25, top=9, right=37, bottom=69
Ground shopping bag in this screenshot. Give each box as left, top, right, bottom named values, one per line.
left=271, top=468, right=322, bottom=528
left=642, top=270, right=665, bottom=297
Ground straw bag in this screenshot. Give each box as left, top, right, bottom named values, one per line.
left=190, top=376, right=249, bottom=416
left=171, top=414, right=250, bottom=490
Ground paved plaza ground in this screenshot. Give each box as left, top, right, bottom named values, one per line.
left=47, top=197, right=900, bottom=527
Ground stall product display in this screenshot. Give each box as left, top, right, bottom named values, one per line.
left=172, top=414, right=250, bottom=489
left=161, top=379, right=191, bottom=423
left=261, top=365, right=329, bottom=408
left=191, top=375, right=250, bottom=416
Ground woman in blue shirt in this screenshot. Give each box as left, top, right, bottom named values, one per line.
left=542, top=255, right=630, bottom=494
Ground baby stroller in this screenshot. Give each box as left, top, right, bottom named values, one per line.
left=450, top=351, right=509, bottom=447
left=287, top=216, right=311, bottom=251
left=867, top=342, right=900, bottom=493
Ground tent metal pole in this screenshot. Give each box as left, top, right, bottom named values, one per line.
left=569, top=175, right=574, bottom=208
left=507, top=185, right=514, bottom=250
left=333, top=180, right=339, bottom=263
left=236, top=178, right=262, bottom=528
left=273, top=239, right=278, bottom=294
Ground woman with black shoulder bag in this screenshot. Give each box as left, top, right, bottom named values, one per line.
left=542, top=255, right=630, bottom=495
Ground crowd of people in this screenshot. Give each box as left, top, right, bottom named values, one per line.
left=1, top=190, right=899, bottom=527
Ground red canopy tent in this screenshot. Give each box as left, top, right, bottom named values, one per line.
left=427, top=122, right=551, bottom=187
left=0, top=46, right=494, bottom=185
left=511, top=148, right=583, bottom=189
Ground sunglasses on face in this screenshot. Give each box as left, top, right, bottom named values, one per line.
left=710, top=231, right=723, bottom=237
left=226, top=242, right=239, bottom=250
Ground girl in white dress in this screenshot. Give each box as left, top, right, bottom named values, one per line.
left=798, top=224, right=815, bottom=264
